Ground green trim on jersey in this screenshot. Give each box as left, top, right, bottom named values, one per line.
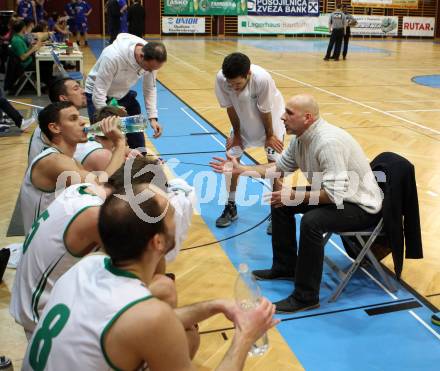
left=104, top=257, right=140, bottom=280
left=63, top=205, right=100, bottom=258
left=81, top=147, right=102, bottom=164
left=30, top=148, right=61, bottom=193
left=100, top=296, right=153, bottom=371
left=27, top=128, right=36, bottom=159
left=31, top=254, right=65, bottom=321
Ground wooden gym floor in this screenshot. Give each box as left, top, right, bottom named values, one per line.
left=1, top=37, right=439, bottom=369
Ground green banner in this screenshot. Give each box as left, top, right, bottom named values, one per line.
left=164, top=0, right=247, bottom=16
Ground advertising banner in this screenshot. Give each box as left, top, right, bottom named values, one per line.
left=162, top=17, right=206, bottom=33
left=238, top=15, right=330, bottom=34
left=246, top=0, right=320, bottom=16
left=351, top=0, right=418, bottom=9
left=402, top=17, right=435, bottom=37
left=164, top=0, right=247, bottom=15
left=350, top=15, right=399, bottom=36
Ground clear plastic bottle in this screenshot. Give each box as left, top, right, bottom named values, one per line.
left=84, top=115, right=148, bottom=136
left=234, top=263, right=269, bottom=356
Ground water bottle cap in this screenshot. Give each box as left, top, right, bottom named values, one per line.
left=238, top=263, right=249, bottom=273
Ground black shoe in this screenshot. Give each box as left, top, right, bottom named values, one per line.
left=432, top=313, right=440, bottom=326
left=252, top=269, right=295, bottom=281
left=274, top=296, right=320, bottom=314
left=334, top=58, right=339, bottom=61
left=343, top=56, right=346, bottom=60
left=323, top=57, right=330, bottom=61
left=215, top=202, right=238, bottom=227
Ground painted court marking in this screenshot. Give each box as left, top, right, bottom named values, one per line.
left=268, top=70, right=440, bottom=135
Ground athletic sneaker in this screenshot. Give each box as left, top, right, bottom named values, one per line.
left=216, top=201, right=238, bottom=227
left=432, top=313, right=440, bottom=326
left=0, top=124, right=10, bottom=133
left=20, top=117, right=35, bottom=132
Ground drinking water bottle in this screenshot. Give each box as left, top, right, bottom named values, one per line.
left=234, top=263, right=269, bottom=356
left=84, top=115, right=148, bottom=136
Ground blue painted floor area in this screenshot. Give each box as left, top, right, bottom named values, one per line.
left=412, top=75, right=440, bottom=89
left=237, top=38, right=390, bottom=54
left=88, top=39, right=440, bottom=370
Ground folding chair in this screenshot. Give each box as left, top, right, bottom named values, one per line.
left=50, top=49, right=83, bottom=82
left=14, top=71, right=36, bottom=96
left=323, top=218, right=397, bottom=302
left=4, top=46, right=36, bottom=96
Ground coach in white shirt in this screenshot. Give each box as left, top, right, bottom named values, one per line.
left=85, top=33, right=165, bottom=149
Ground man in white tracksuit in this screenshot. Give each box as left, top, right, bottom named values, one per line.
left=85, top=33, right=166, bottom=149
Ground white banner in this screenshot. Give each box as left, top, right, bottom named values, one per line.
left=162, top=17, right=206, bottom=33
left=238, top=15, right=330, bottom=35
left=351, top=0, right=418, bottom=9
left=402, top=17, right=435, bottom=37
left=350, top=15, right=398, bottom=36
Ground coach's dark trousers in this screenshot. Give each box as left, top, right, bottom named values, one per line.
left=325, top=28, right=344, bottom=60
left=86, top=90, right=146, bottom=149
left=343, top=27, right=351, bottom=58
left=271, top=202, right=380, bottom=303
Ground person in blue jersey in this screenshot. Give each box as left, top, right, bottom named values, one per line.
left=118, top=0, right=128, bottom=33
left=17, top=0, right=36, bottom=23
left=74, top=0, right=92, bottom=46
left=34, top=0, right=45, bottom=23
left=64, top=0, right=77, bottom=38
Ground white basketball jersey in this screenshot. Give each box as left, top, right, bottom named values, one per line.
left=28, top=127, right=104, bottom=165
left=20, top=147, right=60, bottom=233
left=215, top=64, right=285, bottom=147
left=27, top=127, right=49, bottom=165
left=11, top=183, right=104, bottom=334
left=23, top=255, right=153, bottom=371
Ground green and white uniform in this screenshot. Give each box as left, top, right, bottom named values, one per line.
left=23, top=255, right=153, bottom=371
left=11, top=183, right=104, bottom=336
left=28, top=127, right=104, bottom=165
left=20, top=147, right=60, bottom=233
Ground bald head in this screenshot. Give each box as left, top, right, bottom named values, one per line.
left=288, top=94, right=320, bottom=120
left=281, top=94, right=320, bottom=136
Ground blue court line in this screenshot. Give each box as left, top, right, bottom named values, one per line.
left=88, top=40, right=440, bottom=370
left=411, top=75, right=440, bottom=89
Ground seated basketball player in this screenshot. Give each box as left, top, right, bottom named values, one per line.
left=23, top=184, right=278, bottom=370
left=20, top=101, right=126, bottom=232
left=11, top=157, right=169, bottom=339
left=28, top=78, right=112, bottom=171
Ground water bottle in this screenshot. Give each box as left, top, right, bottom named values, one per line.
left=227, top=146, right=243, bottom=158
left=0, top=356, right=13, bottom=371
left=84, top=115, right=148, bottom=136
left=234, top=263, right=269, bottom=356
